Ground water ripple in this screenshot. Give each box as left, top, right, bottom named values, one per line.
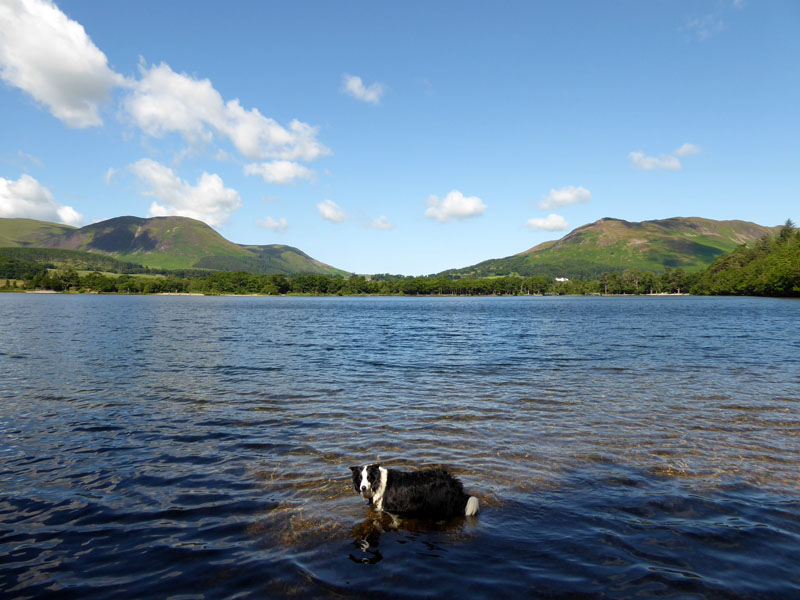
left=1, top=295, right=799, bottom=598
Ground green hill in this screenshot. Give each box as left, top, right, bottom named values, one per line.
left=0, top=218, right=76, bottom=247
left=692, top=221, right=800, bottom=297
left=0, top=247, right=153, bottom=273
left=442, top=217, right=779, bottom=279
left=0, top=215, right=349, bottom=276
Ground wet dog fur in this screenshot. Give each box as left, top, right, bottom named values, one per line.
left=349, top=464, right=479, bottom=519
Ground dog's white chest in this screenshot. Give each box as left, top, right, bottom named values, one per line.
left=371, top=467, right=388, bottom=511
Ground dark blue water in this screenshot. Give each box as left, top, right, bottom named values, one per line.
left=1, top=295, right=799, bottom=599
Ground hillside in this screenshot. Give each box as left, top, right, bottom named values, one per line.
left=442, top=217, right=779, bottom=279
left=0, top=218, right=76, bottom=247
left=0, top=247, right=154, bottom=274
left=692, top=221, right=800, bottom=297
left=0, top=216, right=349, bottom=276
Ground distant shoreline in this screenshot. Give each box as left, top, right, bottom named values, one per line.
left=5, top=290, right=697, bottom=298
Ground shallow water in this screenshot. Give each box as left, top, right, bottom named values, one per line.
left=1, top=294, right=799, bottom=598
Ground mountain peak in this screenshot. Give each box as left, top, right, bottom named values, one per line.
left=446, top=216, right=778, bottom=279
left=1, top=215, right=348, bottom=276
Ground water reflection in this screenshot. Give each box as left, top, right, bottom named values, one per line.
left=1, top=295, right=799, bottom=599
left=348, top=510, right=479, bottom=565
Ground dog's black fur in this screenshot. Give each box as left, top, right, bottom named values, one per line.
left=349, top=464, right=479, bottom=519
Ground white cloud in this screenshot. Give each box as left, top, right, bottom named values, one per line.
left=629, top=142, right=701, bottom=171
left=104, top=167, right=118, bottom=185
left=370, top=216, right=394, bottom=230
left=674, top=142, right=701, bottom=157
left=341, top=74, right=386, bottom=105
left=0, top=173, right=83, bottom=225
left=124, top=61, right=329, bottom=162
left=18, top=151, right=43, bottom=167
left=0, top=0, right=126, bottom=127
left=424, top=190, right=487, bottom=222
left=684, top=14, right=726, bottom=41
left=539, top=185, right=591, bottom=210
left=243, top=160, right=315, bottom=184
left=628, top=151, right=683, bottom=171
left=256, top=216, right=288, bottom=232
left=526, top=214, right=569, bottom=232
left=56, top=204, right=82, bottom=226
left=128, top=158, right=241, bottom=228
left=683, top=1, right=742, bottom=41
left=213, top=149, right=233, bottom=162
left=316, top=199, right=346, bottom=223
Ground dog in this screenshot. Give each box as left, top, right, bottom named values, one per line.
left=349, top=463, right=479, bottom=519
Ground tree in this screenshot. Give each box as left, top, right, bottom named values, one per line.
left=779, top=218, right=795, bottom=243
left=58, top=268, right=80, bottom=290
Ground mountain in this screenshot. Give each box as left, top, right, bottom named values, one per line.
left=0, top=216, right=350, bottom=276
left=691, top=221, right=800, bottom=297
left=0, top=218, right=76, bottom=248
left=441, top=217, right=780, bottom=279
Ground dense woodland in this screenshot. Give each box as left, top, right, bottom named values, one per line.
left=0, top=264, right=702, bottom=296
left=690, top=220, right=799, bottom=297
left=2, top=222, right=798, bottom=297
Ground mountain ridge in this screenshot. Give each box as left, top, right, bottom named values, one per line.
left=0, top=215, right=350, bottom=276
left=0, top=218, right=77, bottom=248
left=442, top=216, right=779, bottom=279
left=1, top=215, right=780, bottom=278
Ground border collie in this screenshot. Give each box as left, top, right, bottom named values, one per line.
left=350, top=464, right=480, bottom=518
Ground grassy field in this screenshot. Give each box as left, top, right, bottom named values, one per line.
left=74, top=270, right=166, bottom=279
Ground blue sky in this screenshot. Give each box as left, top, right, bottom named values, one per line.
left=1, top=0, right=798, bottom=275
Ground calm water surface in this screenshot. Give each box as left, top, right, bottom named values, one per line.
left=1, top=295, right=799, bottom=599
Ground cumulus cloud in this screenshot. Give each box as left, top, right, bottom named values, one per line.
left=124, top=61, right=329, bottom=162
left=256, top=216, right=288, bottom=232
left=243, top=160, right=315, bottom=184
left=424, top=190, right=487, bottom=222
left=316, top=199, right=346, bottom=223
left=369, top=216, right=394, bottom=230
left=526, top=214, right=569, bottom=232
left=104, top=167, right=118, bottom=185
left=628, top=151, right=682, bottom=171
left=0, top=0, right=330, bottom=171
left=0, top=0, right=126, bottom=127
left=341, top=74, right=386, bottom=105
left=0, top=173, right=83, bottom=225
left=629, top=143, right=701, bottom=171
left=674, top=142, right=701, bottom=157
left=128, top=158, right=241, bottom=227
left=539, top=185, right=591, bottom=210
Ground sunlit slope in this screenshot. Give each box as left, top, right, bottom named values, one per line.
left=0, top=218, right=77, bottom=247
left=1, top=215, right=348, bottom=275
left=442, top=217, right=779, bottom=279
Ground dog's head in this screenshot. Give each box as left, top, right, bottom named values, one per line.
left=349, top=464, right=382, bottom=499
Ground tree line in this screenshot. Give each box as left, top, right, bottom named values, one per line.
left=3, top=221, right=796, bottom=297
left=3, top=266, right=698, bottom=296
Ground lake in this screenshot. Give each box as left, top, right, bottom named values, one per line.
left=1, top=294, right=799, bottom=598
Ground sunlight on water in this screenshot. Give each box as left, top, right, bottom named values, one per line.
left=1, top=295, right=799, bottom=598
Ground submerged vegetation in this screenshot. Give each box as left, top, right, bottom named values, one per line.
left=2, top=221, right=797, bottom=297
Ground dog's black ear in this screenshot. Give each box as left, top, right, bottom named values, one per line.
left=349, top=466, right=359, bottom=473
